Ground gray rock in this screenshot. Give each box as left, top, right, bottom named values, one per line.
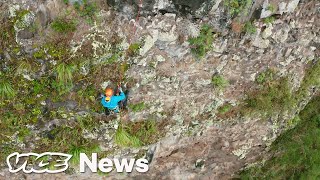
left=107, top=0, right=215, bottom=17
left=140, top=35, right=156, bottom=56
left=271, top=25, right=290, bottom=43
left=17, top=29, right=34, bottom=39
left=262, top=24, right=273, bottom=39
left=252, top=36, right=270, bottom=49
left=260, top=0, right=274, bottom=18
left=35, top=4, right=49, bottom=28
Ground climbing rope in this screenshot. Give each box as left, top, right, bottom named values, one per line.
left=129, top=0, right=143, bottom=44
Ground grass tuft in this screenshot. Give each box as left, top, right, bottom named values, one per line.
left=114, top=125, right=142, bottom=148
left=212, top=74, right=229, bottom=90
left=54, top=62, right=75, bottom=93
left=0, top=79, right=16, bottom=99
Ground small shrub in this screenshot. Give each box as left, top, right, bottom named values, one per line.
left=211, top=75, right=229, bottom=90
left=188, top=24, right=215, bottom=59
left=224, top=0, right=252, bottom=17
left=51, top=18, right=77, bottom=33
left=74, top=0, right=97, bottom=20
left=18, top=127, right=31, bottom=142
left=243, top=21, right=256, bottom=34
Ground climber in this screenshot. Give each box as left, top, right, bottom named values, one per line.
left=101, top=86, right=126, bottom=116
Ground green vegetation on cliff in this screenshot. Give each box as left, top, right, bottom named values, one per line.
left=240, top=94, right=320, bottom=179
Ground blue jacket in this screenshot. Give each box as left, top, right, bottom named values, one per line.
left=101, top=92, right=126, bottom=109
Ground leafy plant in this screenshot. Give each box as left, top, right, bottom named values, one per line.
left=212, top=74, right=229, bottom=90
left=188, top=24, right=215, bottom=59
left=51, top=18, right=77, bottom=33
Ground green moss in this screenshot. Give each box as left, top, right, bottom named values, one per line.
left=51, top=18, right=77, bottom=33
left=267, top=4, right=276, bottom=13
left=33, top=43, right=70, bottom=60
left=74, top=0, right=97, bottom=22
left=296, top=60, right=320, bottom=100
left=188, top=24, right=215, bottom=59
left=263, top=16, right=275, bottom=24
left=129, top=102, right=146, bottom=112
left=218, top=103, right=232, bottom=114
left=244, top=59, right=320, bottom=118
left=256, top=69, right=275, bottom=84
left=212, top=74, right=229, bottom=90
left=244, top=77, right=294, bottom=116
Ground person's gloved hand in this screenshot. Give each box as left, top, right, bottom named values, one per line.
left=118, top=87, right=123, bottom=92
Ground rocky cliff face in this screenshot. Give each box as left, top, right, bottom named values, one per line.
left=0, top=0, right=319, bottom=179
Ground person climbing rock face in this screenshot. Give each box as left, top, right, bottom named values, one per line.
left=101, top=87, right=126, bottom=116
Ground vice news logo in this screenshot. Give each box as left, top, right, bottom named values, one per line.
left=6, top=152, right=149, bottom=174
